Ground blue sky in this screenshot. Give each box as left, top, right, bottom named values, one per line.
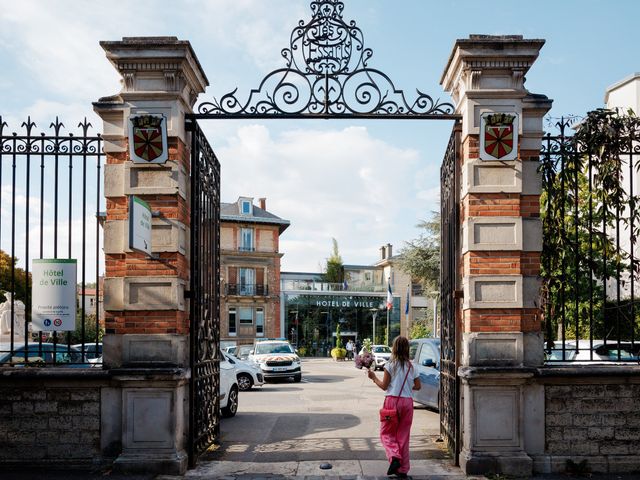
left=1, top=0, right=638, bottom=273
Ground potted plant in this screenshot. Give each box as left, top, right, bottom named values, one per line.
left=330, top=323, right=347, bottom=361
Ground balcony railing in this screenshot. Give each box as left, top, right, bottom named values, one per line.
left=226, top=284, right=268, bottom=296
left=238, top=245, right=255, bottom=252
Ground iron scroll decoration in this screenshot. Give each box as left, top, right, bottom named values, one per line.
left=195, top=0, right=456, bottom=119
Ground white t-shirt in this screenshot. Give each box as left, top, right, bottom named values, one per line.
left=384, top=360, right=418, bottom=398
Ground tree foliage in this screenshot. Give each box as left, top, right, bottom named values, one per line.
left=323, top=238, right=344, bottom=284
left=65, top=314, right=104, bottom=345
left=397, top=212, right=440, bottom=291
left=408, top=320, right=432, bottom=340
left=0, top=250, right=31, bottom=304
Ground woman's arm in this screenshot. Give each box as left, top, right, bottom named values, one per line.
left=367, top=368, right=391, bottom=391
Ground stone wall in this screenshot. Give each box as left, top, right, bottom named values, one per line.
left=534, top=367, right=640, bottom=474
left=0, top=370, right=111, bottom=469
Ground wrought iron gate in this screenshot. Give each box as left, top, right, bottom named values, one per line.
left=186, top=118, right=221, bottom=466
left=440, top=122, right=461, bottom=464
left=183, top=0, right=463, bottom=469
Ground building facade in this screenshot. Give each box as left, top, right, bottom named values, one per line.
left=220, top=197, right=289, bottom=349
left=280, top=244, right=430, bottom=356
left=604, top=73, right=640, bottom=298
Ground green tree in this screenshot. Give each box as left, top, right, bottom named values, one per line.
left=408, top=320, right=432, bottom=339
left=66, top=313, right=104, bottom=345
left=335, top=322, right=342, bottom=348
left=398, top=212, right=440, bottom=292
left=323, top=238, right=344, bottom=285
left=0, top=250, right=31, bottom=304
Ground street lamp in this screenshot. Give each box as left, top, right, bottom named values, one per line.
left=369, top=308, right=378, bottom=344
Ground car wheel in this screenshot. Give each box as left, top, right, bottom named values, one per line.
left=221, top=386, right=238, bottom=418
left=237, top=373, right=253, bottom=391
left=293, top=374, right=302, bottom=383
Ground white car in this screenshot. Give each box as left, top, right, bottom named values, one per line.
left=359, top=345, right=392, bottom=370
left=248, top=339, right=302, bottom=382
left=220, top=353, right=239, bottom=417
left=222, top=351, right=264, bottom=391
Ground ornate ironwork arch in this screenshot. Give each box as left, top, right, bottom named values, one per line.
left=194, top=0, right=457, bottom=120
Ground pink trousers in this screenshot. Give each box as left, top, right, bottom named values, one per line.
left=380, top=395, right=414, bottom=474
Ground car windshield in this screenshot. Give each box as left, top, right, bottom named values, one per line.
left=373, top=346, right=391, bottom=353
left=255, top=343, right=294, bottom=355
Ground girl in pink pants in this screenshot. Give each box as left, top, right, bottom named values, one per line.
left=368, top=336, right=421, bottom=478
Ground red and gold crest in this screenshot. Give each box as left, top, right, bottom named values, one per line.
left=480, top=112, right=518, bottom=161
left=128, top=114, right=168, bottom=164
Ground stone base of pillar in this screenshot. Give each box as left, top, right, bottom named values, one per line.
left=460, top=449, right=533, bottom=476
left=113, top=451, right=188, bottom=475
left=459, top=367, right=537, bottom=477
left=106, top=369, right=189, bottom=476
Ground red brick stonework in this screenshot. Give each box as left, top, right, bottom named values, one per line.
left=104, top=137, right=190, bottom=336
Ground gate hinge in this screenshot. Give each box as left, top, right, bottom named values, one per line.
left=184, top=290, right=192, bottom=299
left=454, top=290, right=464, bottom=299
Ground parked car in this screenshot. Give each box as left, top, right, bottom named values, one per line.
left=73, top=342, right=102, bottom=359
left=220, top=353, right=239, bottom=417
left=222, top=351, right=264, bottom=391
left=72, top=342, right=102, bottom=364
left=248, top=339, right=302, bottom=382
left=359, top=344, right=391, bottom=370
left=0, top=342, right=85, bottom=367
left=224, top=345, right=238, bottom=357
left=546, top=340, right=640, bottom=362
left=409, top=338, right=441, bottom=410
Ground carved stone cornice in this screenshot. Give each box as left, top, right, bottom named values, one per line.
left=441, top=35, right=545, bottom=100
left=99, top=37, right=208, bottom=109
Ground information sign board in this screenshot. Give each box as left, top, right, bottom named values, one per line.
left=32, top=259, right=77, bottom=331
left=129, top=196, right=152, bottom=255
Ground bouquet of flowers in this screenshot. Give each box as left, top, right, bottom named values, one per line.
left=354, top=351, right=374, bottom=370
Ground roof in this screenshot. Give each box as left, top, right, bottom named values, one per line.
left=220, top=202, right=290, bottom=233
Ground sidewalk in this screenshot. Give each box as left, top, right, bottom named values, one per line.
left=157, top=459, right=483, bottom=478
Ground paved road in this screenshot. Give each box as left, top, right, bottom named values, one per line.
left=188, top=358, right=459, bottom=477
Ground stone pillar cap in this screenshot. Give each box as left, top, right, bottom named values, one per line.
left=441, top=34, right=545, bottom=93
left=99, top=36, right=209, bottom=101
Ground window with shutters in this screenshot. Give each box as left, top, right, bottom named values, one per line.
left=228, top=308, right=237, bottom=336
left=256, top=308, right=264, bottom=336
left=239, top=268, right=255, bottom=295
left=240, top=227, right=254, bottom=251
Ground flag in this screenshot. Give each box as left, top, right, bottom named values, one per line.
left=405, top=285, right=410, bottom=316
left=386, top=281, right=393, bottom=311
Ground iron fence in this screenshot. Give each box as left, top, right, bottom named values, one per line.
left=0, top=116, right=104, bottom=367
left=541, top=117, right=640, bottom=363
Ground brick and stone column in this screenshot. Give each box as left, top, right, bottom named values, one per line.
left=441, top=35, right=552, bottom=476
left=93, top=37, right=208, bottom=474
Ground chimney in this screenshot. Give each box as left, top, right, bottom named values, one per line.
left=380, top=246, right=386, bottom=260
left=259, top=197, right=266, bottom=210
left=386, top=243, right=393, bottom=259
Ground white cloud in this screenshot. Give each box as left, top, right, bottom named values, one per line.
left=217, top=124, right=428, bottom=271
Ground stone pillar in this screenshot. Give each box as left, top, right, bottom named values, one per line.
left=441, top=35, right=552, bottom=476
left=93, top=37, right=208, bottom=474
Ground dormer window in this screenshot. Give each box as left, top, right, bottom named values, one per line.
left=241, top=200, right=252, bottom=215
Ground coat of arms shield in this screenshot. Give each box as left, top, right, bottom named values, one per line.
left=479, top=112, right=519, bottom=161
left=128, top=114, right=168, bottom=164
